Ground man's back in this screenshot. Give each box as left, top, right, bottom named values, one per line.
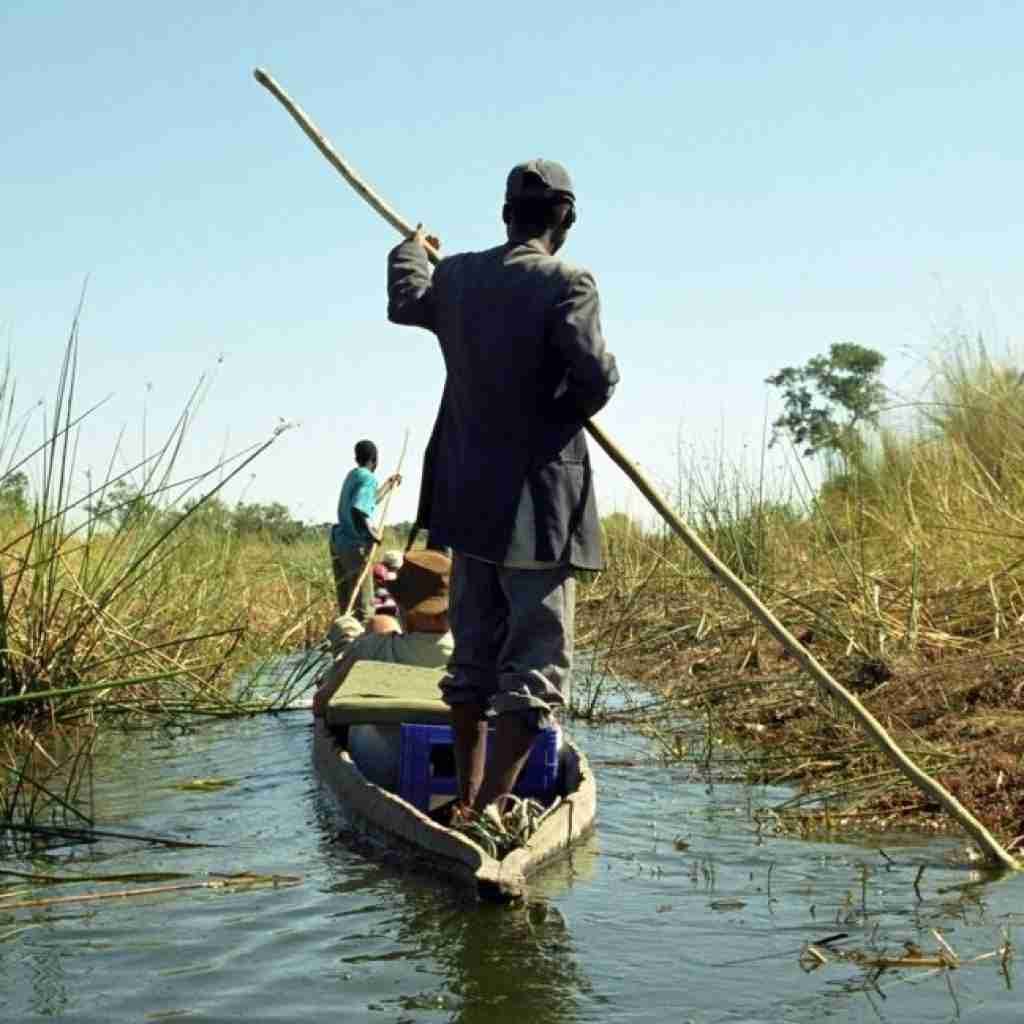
left=333, top=464, right=375, bottom=549
left=388, top=237, right=617, bottom=567
left=431, top=242, right=580, bottom=432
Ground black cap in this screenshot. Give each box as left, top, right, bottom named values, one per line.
left=505, top=159, right=575, bottom=203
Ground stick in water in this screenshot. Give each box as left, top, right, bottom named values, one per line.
left=253, top=67, right=1019, bottom=871
left=0, top=874, right=302, bottom=910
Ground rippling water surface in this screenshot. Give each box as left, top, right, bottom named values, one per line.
left=3, top=699, right=1024, bottom=1022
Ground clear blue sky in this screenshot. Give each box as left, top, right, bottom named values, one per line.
left=3, top=1, right=1022, bottom=526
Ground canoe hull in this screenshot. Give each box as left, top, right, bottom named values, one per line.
left=312, top=718, right=596, bottom=901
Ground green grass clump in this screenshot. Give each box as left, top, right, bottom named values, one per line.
left=0, top=314, right=341, bottom=829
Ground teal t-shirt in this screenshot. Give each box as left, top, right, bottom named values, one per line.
left=332, top=466, right=377, bottom=549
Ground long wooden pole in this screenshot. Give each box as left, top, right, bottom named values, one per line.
left=253, top=68, right=441, bottom=266
left=253, top=67, right=1019, bottom=870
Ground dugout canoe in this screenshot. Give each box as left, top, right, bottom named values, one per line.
left=313, top=661, right=596, bottom=902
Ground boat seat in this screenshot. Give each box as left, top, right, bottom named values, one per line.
left=324, top=661, right=451, bottom=727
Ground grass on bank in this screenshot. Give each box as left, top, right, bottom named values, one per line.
left=0, top=314, right=367, bottom=831
left=575, top=337, right=1024, bottom=845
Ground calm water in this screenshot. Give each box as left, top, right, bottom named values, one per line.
left=3, top=702, right=1024, bottom=1022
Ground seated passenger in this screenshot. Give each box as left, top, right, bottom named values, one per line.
left=312, top=550, right=452, bottom=717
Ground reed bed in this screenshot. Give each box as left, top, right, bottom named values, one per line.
left=0, top=314, right=342, bottom=833
left=576, top=338, right=1024, bottom=845
left=1, top=519, right=337, bottom=828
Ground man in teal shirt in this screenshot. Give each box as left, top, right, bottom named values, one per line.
left=330, top=440, right=400, bottom=619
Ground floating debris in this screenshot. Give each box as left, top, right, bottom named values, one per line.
left=0, top=872, right=302, bottom=910
left=799, top=928, right=1013, bottom=975
left=170, top=778, right=239, bottom=792
left=709, top=898, right=747, bottom=911
left=0, top=869, right=191, bottom=885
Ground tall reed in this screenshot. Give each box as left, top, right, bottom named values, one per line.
left=0, top=311, right=336, bottom=829
left=577, top=337, right=1024, bottom=839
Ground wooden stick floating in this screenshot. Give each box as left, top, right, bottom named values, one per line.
left=1, top=873, right=302, bottom=910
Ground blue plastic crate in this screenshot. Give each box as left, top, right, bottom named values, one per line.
left=398, top=723, right=560, bottom=812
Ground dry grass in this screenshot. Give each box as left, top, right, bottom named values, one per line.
left=577, top=338, right=1024, bottom=844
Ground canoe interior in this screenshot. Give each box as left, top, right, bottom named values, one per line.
left=313, top=717, right=596, bottom=902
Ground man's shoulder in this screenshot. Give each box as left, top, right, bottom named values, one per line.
left=438, top=244, right=597, bottom=298
left=513, top=246, right=595, bottom=288
left=339, top=466, right=371, bottom=499
left=436, top=244, right=506, bottom=274
left=553, top=258, right=594, bottom=286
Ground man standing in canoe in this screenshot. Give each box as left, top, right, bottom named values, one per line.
left=330, top=439, right=401, bottom=620
left=387, top=160, right=618, bottom=816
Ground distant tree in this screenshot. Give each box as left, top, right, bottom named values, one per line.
left=0, top=471, right=30, bottom=519
left=181, top=496, right=233, bottom=531
left=232, top=501, right=308, bottom=544
left=766, top=343, right=886, bottom=458
left=89, top=479, right=160, bottom=529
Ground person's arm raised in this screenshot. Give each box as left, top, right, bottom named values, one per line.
left=376, top=473, right=402, bottom=500
left=387, top=225, right=442, bottom=331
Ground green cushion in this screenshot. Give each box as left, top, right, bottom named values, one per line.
left=324, top=660, right=451, bottom=727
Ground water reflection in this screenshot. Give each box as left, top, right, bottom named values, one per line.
left=394, top=894, right=584, bottom=1022
left=315, top=771, right=601, bottom=1023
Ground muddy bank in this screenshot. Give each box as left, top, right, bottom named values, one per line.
left=576, top=588, right=1024, bottom=848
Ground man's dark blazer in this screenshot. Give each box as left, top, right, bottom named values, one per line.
left=388, top=237, right=619, bottom=571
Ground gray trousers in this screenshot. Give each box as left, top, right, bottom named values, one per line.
left=329, top=541, right=374, bottom=622
left=440, top=553, right=575, bottom=729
